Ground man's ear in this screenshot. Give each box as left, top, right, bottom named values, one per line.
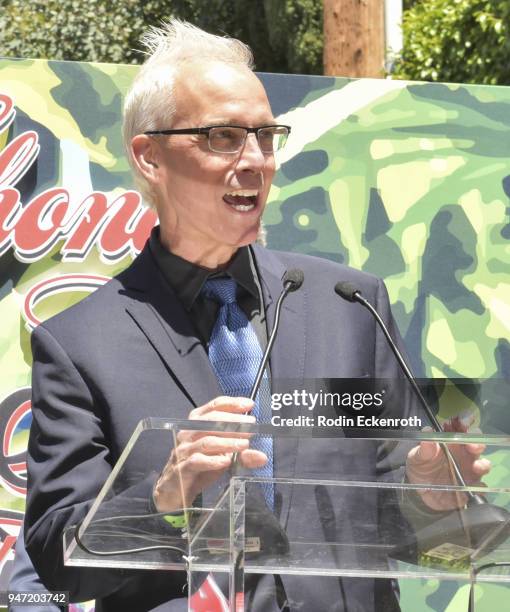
left=131, top=135, right=160, bottom=181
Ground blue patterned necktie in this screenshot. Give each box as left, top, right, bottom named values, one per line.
left=203, top=277, right=274, bottom=508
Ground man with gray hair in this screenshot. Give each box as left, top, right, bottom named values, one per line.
left=23, top=19, right=489, bottom=612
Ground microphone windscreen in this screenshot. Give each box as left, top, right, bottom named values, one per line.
left=334, top=281, right=360, bottom=302
left=283, top=268, right=304, bottom=292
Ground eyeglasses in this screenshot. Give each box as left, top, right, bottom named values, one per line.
left=144, top=124, right=291, bottom=154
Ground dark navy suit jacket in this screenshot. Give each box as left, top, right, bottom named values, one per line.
left=24, top=243, right=413, bottom=611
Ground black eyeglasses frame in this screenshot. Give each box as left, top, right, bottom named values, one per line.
left=143, top=124, right=291, bottom=153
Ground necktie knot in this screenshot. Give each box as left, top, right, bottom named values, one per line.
left=203, top=277, right=237, bottom=306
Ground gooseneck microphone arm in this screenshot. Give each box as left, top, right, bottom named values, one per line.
left=249, top=268, right=304, bottom=401
left=335, top=282, right=445, bottom=434
left=231, top=269, right=304, bottom=470
left=334, top=280, right=484, bottom=506
left=334, top=282, right=510, bottom=612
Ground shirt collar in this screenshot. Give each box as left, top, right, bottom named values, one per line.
left=149, top=226, right=259, bottom=310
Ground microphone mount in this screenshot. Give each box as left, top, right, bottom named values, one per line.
left=334, top=280, right=481, bottom=503
left=334, top=280, right=510, bottom=569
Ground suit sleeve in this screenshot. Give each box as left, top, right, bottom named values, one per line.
left=25, top=324, right=137, bottom=601
left=8, top=529, right=61, bottom=612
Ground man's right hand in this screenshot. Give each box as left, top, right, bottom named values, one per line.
left=153, top=396, right=267, bottom=512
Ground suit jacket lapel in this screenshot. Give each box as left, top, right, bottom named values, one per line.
left=119, top=246, right=222, bottom=409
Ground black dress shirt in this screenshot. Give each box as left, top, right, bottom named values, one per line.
left=148, top=227, right=268, bottom=350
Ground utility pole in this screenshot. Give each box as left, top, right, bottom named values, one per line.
left=323, top=0, right=386, bottom=78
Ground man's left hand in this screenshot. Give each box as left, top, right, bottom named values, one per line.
left=405, top=416, right=491, bottom=511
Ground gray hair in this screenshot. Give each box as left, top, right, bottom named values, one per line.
left=123, top=19, right=254, bottom=207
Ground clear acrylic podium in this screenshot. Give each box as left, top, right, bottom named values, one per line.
left=63, top=418, right=510, bottom=611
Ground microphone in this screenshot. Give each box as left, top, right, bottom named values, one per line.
left=334, top=281, right=510, bottom=560
left=334, top=281, right=359, bottom=303
left=226, top=269, right=304, bottom=556
left=334, top=281, right=457, bottom=442
left=231, top=268, right=304, bottom=460
left=248, top=268, right=304, bottom=400
left=282, top=268, right=305, bottom=291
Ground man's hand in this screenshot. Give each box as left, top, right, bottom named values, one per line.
left=406, top=416, right=491, bottom=511
left=153, top=396, right=267, bottom=512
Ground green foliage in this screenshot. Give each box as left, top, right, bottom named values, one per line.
left=393, top=0, right=510, bottom=85
left=263, top=0, right=323, bottom=74
left=0, top=0, right=323, bottom=74
left=0, top=0, right=147, bottom=64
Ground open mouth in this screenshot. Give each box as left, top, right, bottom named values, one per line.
left=223, top=189, right=259, bottom=212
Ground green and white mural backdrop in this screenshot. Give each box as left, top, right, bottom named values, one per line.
left=0, top=58, right=509, bottom=610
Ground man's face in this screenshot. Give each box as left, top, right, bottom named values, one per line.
left=149, top=61, right=277, bottom=267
